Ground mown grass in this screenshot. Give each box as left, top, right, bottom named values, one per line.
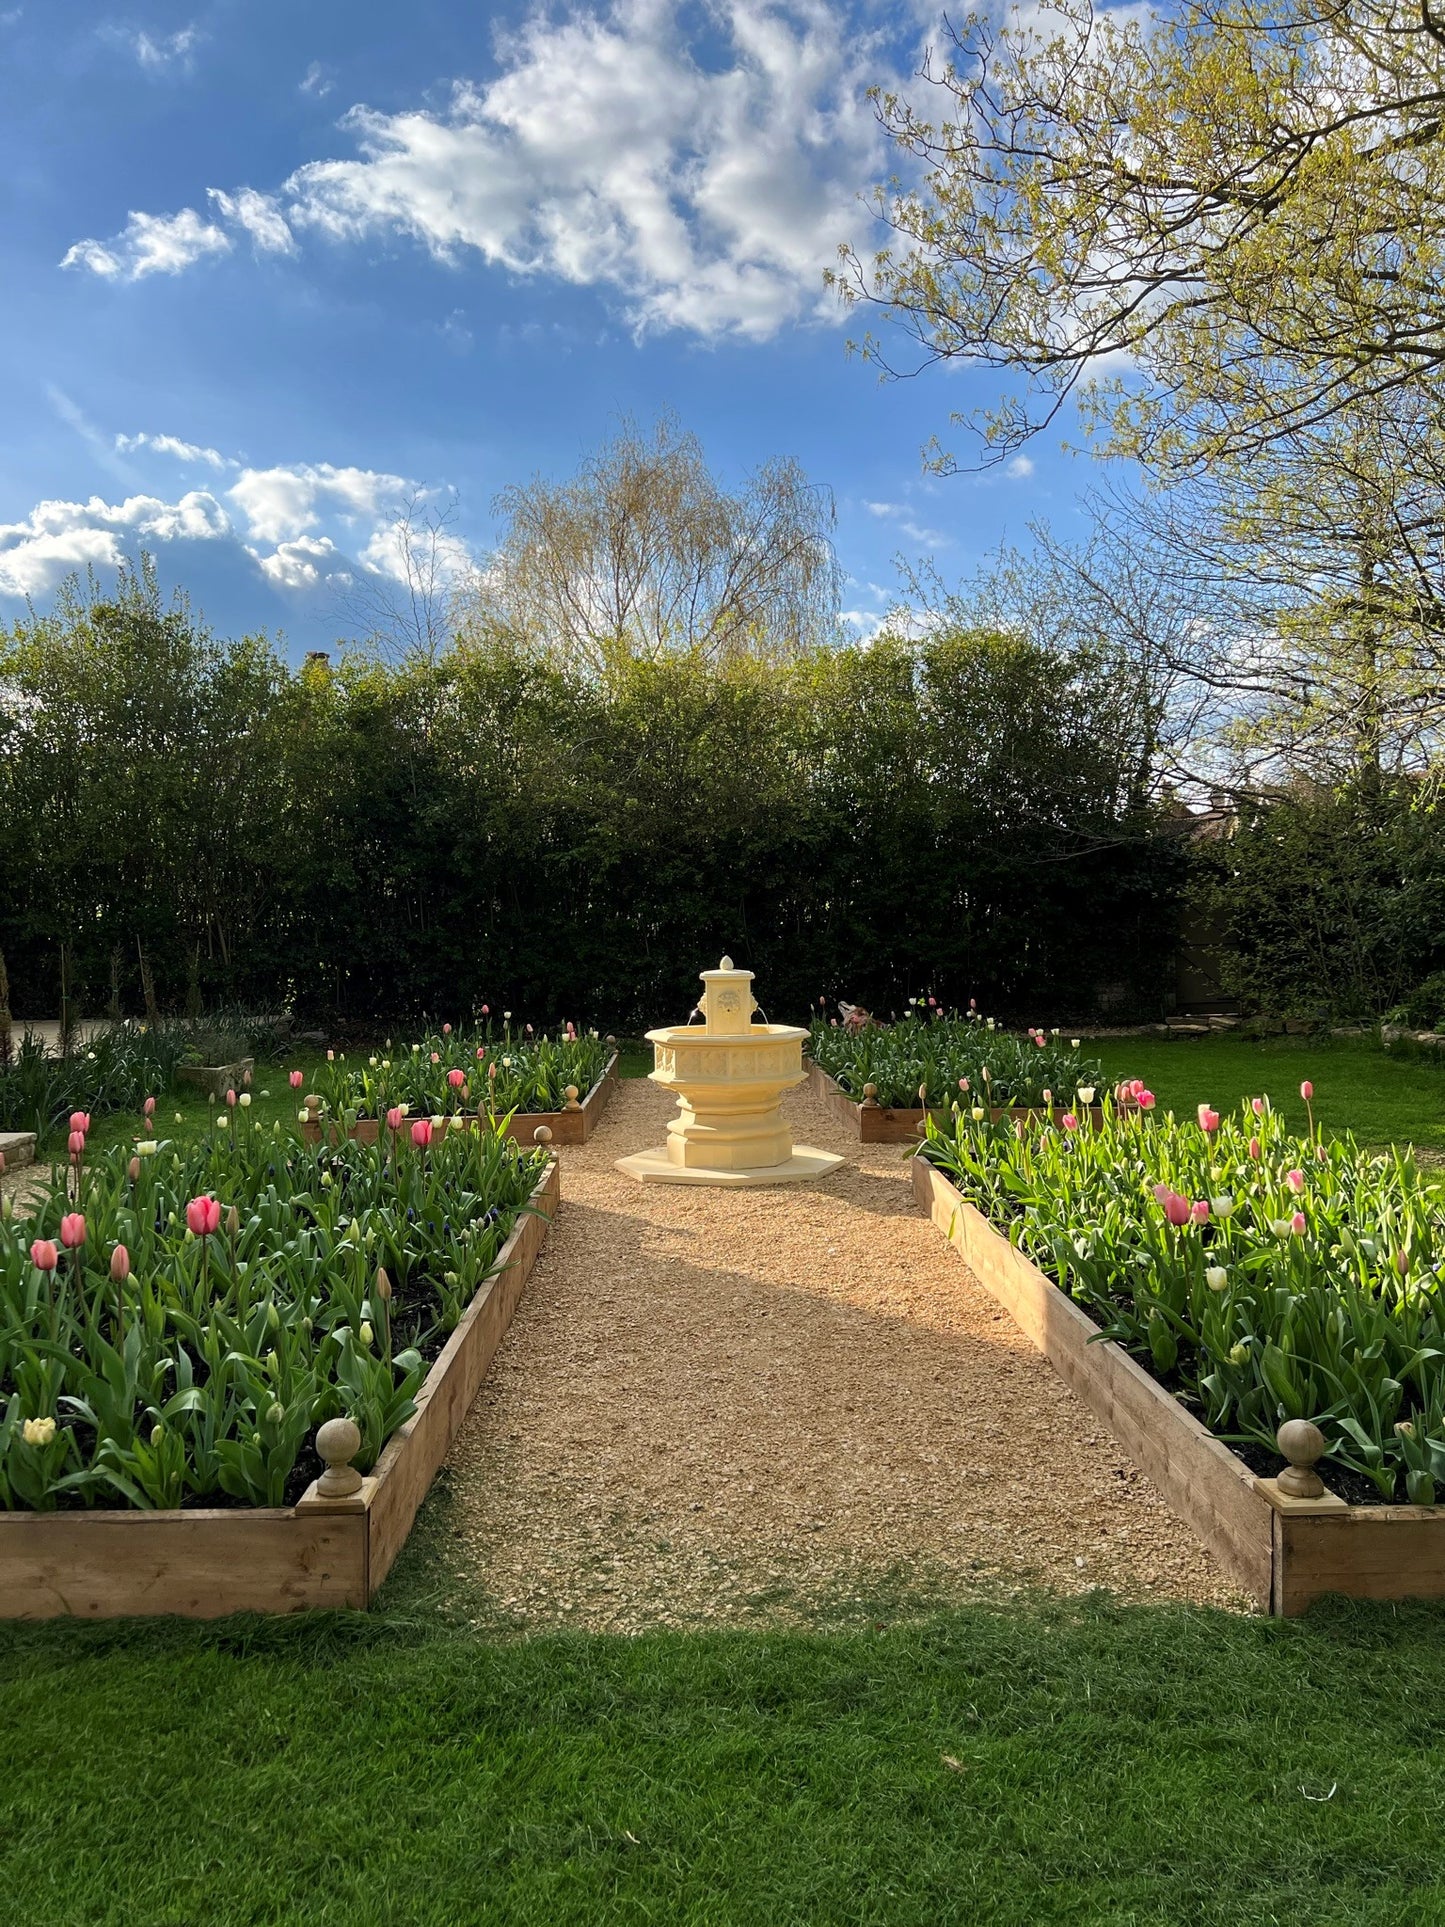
left=1090, top=1032, right=1445, bottom=1156
left=3, top=1554, right=1444, bottom=1926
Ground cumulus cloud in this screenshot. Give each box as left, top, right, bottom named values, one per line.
left=62, top=207, right=230, bottom=280
left=1005, top=454, right=1035, bottom=479
left=115, top=431, right=232, bottom=469
left=64, top=0, right=889, bottom=337
left=0, top=446, right=474, bottom=603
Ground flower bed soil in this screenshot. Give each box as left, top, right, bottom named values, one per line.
left=913, top=1156, right=1445, bottom=1613
left=302, top=1053, right=618, bottom=1150
left=0, top=1158, right=559, bottom=1619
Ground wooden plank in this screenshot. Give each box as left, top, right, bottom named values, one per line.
left=1274, top=1507, right=1445, bottom=1615
left=363, top=1157, right=561, bottom=1595
left=911, top=1157, right=1275, bottom=1605
left=0, top=1509, right=366, bottom=1620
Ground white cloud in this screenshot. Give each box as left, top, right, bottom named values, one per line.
left=226, top=462, right=415, bottom=546
left=860, top=497, right=950, bottom=546
left=0, top=490, right=229, bottom=596
left=249, top=534, right=346, bottom=590
left=115, top=431, right=232, bottom=469
left=1005, top=454, right=1035, bottom=479
left=109, top=23, right=200, bottom=70
left=299, top=60, right=333, bottom=97
left=65, top=0, right=889, bottom=338
left=62, top=206, right=230, bottom=280
left=207, top=188, right=297, bottom=256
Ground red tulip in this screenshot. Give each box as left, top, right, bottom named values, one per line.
left=411, top=1119, right=433, bottom=1148
left=447, top=1068, right=465, bottom=1088
left=1136, top=1089, right=1156, bottom=1111
left=110, top=1245, right=130, bottom=1282
left=289, top=1070, right=304, bottom=1088
left=143, top=1095, right=156, bottom=1118
left=186, top=1196, right=221, bottom=1237
left=30, top=1239, right=58, bottom=1271
left=386, top=1106, right=404, bottom=1131
left=1061, top=1112, right=1078, bottom=1131
left=60, top=1212, right=87, bottom=1249
left=1249, top=1136, right=1262, bottom=1160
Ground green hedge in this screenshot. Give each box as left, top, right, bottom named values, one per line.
left=0, top=572, right=1187, bottom=1030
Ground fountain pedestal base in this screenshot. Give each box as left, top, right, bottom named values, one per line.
left=616, top=1145, right=842, bottom=1187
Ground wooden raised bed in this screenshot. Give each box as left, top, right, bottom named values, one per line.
left=806, top=1060, right=1103, bottom=1145
left=0, top=1157, right=560, bottom=1620
left=912, top=1155, right=1445, bottom=1614
left=302, top=1051, right=619, bottom=1150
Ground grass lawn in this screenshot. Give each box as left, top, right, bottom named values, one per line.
left=1089, top=1032, right=1445, bottom=1156
left=3, top=1525, right=1444, bottom=1927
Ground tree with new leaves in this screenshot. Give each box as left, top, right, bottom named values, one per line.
left=836, top=0, right=1445, bottom=474
left=457, top=415, right=843, bottom=673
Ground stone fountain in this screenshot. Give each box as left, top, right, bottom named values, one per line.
left=617, top=957, right=843, bottom=1186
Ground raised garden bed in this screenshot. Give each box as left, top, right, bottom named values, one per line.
left=0, top=1157, right=558, bottom=1619
left=912, top=1155, right=1445, bottom=1614
left=805, top=1061, right=1103, bottom=1144
left=302, top=1051, right=619, bottom=1149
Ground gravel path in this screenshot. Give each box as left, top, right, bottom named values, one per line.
left=443, top=1078, right=1247, bottom=1630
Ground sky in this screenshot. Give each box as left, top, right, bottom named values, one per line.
left=0, top=0, right=1098, bottom=655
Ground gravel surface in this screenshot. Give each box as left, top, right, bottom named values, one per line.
left=444, top=1078, right=1249, bottom=1630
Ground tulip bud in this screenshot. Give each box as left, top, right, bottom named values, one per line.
left=359, top=1321, right=374, bottom=1347
left=128, top=1156, right=141, bottom=1182
left=226, top=1204, right=240, bottom=1236
left=1205, top=1266, right=1228, bottom=1292
left=375, top=1265, right=392, bottom=1301
left=266, top=1401, right=285, bottom=1425
left=110, top=1245, right=130, bottom=1282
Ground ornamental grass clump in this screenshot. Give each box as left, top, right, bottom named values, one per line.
left=808, top=1002, right=1103, bottom=1111
left=0, top=1108, right=546, bottom=1511
left=920, top=1086, right=1445, bottom=1501
left=313, top=1020, right=610, bottom=1126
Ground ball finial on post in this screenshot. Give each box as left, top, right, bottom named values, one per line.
left=861, top=1082, right=879, bottom=1110
left=533, top=1124, right=553, bottom=1146
left=315, top=1416, right=363, bottom=1498
left=1276, top=1419, right=1327, bottom=1498
left=564, top=1084, right=581, bottom=1111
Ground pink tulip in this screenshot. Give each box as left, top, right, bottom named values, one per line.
left=186, top=1196, right=221, bottom=1238
left=481, top=1004, right=489, bottom=1015
left=1316, top=1143, right=1328, bottom=1162
left=128, top=1156, right=140, bottom=1182
left=430, top=1052, right=440, bottom=1064
left=226, top=1088, right=237, bottom=1108
left=1043, top=1088, right=1053, bottom=1105
left=1197, top=1104, right=1220, bottom=1132
left=1061, top=1112, right=1078, bottom=1131
left=30, top=1239, right=58, bottom=1271
left=1252, top=1097, right=1265, bottom=1117
left=488, top=1062, right=497, bottom=1079
left=60, top=1213, right=86, bottom=1249
left=447, top=1068, right=466, bottom=1089
left=1137, top=1090, right=1156, bottom=1111
left=476, top=1046, right=486, bottom=1061
left=327, top=1049, right=335, bottom=1061
left=289, top=1070, right=304, bottom=1088
left=1291, top=1211, right=1307, bottom=1236
left=411, top=1119, right=433, bottom=1148
left=68, top=1131, right=86, bottom=1160
left=1286, top=1168, right=1305, bottom=1193
left=1191, top=1199, right=1210, bottom=1223
left=1153, top=1184, right=1191, bottom=1228
left=143, top=1095, right=156, bottom=1118
left=526, top=1023, right=534, bottom=1035
left=1033, top=1033, right=1046, bottom=1047
left=1129, top=1079, right=1145, bottom=1098
left=110, top=1245, right=130, bottom=1282
left=958, top=1077, right=969, bottom=1092
left=69, top=1111, right=90, bottom=1134
left=1300, top=1080, right=1313, bottom=1102
left=386, top=1106, right=405, bottom=1131
left=1395, top=1250, right=1410, bottom=1276
left=928, top=996, right=937, bottom=1008
left=443, top=1023, right=452, bottom=1036
left=1249, top=1136, right=1262, bottom=1160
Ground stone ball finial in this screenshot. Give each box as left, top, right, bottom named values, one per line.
left=1276, top=1418, right=1327, bottom=1498
left=533, top=1124, right=553, bottom=1145
left=861, top=1082, right=879, bottom=1109
left=719, top=955, right=733, bottom=971
left=564, top=1084, right=581, bottom=1110
left=315, top=1416, right=363, bottom=1498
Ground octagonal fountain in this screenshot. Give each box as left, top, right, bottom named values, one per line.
left=617, top=957, right=843, bottom=1186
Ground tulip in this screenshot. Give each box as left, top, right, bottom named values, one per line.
left=958, top=1077, right=969, bottom=1092
left=1033, top=1033, right=1046, bottom=1047
left=1286, top=1168, right=1305, bottom=1193
left=22, top=1415, right=57, bottom=1447
left=1395, top=1249, right=1410, bottom=1276
left=1191, top=1199, right=1210, bottom=1223
left=1153, top=1184, right=1191, bottom=1228
left=386, top=1106, right=405, bottom=1131
left=359, top=1321, right=374, bottom=1347
left=226, top=1089, right=237, bottom=1108
left=1070, top=1038, right=1080, bottom=1049
left=128, top=1156, right=140, bottom=1182
left=1252, top=1096, right=1265, bottom=1117
left=68, top=1130, right=86, bottom=1160
left=327, top=1049, right=335, bottom=1061
left=970, top=1106, right=986, bottom=1122
left=1211, top=1194, right=1235, bottom=1218
left=1197, top=1104, right=1220, bottom=1132
left=443, top=1022, right=452, bottom=1036
left=375, top=1265, right=392, bottom=1301
left=411, top=1119, right=433, bottom=1148
left=243, top=1067, right=252, bottom=1086
left=447, top=1068, right=466, bottom=1088
left=1291, top=1211, right=1307, bottom=1236
left=186, top=1196, right=221, bottom=1237
left=30, top=1239, right=58, bottom=1271
left=69, top=1111, right=91, bottom=1134
left=1061, top=1112, right=1079, bottom=1131
left=1249, top=1137, right=1262, bottom=1160
left=482, top=1004, right=490, bottom=1015
left=1042, top=1088, right=1053, bottom=1105
left=476, top=1046, right=486, bottom=1061
left=290, top=1070, right=304, bottom=1088
left=1228, top=1341, right=1249, bottom=1367
left=226, top=1204, right=240, bottom=1237
left=1300, top=1080, right=1313, bottom=1102
left=430, top=1052, right=440, bottom=1064
left=60, top=1213, right=87, bottom=1249
left=110, top=1245, right=130, bottom=1282
left=239, top=1092, right=251, bottom=1107
left=1205, top=1266, right=1228, bottom=1292
left=1077, top=1086, right=1096, bottom=1106
left=1136, top=1089, right=1156, bottom=1110
left=143, top=1095, right=156, bottom=1118
left=1129, top=1079, right=1145, bottom=1098
left=1316, top=1142, right=1328, bottom=1162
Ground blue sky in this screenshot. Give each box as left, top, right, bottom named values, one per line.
left=0, top=0, right=1097, bottom=654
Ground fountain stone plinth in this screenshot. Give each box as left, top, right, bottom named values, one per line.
left=616, top=957, right=844, bottom=1186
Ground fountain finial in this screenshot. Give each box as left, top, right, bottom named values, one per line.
left=719, top=954, right=733, bottom=970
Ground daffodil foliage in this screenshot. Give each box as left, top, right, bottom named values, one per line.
left=0, top=1120, right=545, bottom=1511
left=921, top=1098, right=1445, bottom=1500
left=808, top=1010, right=1103, bottom=1112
